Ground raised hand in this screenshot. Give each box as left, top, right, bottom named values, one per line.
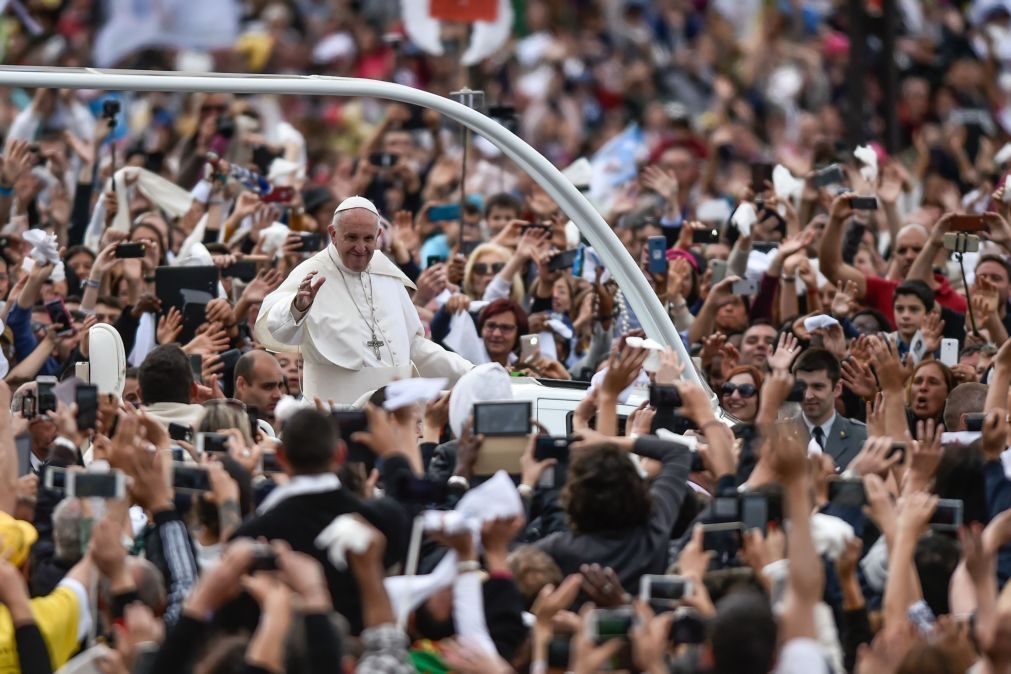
left=640, top=164, right=679, bottom=203
left=241, top=268, right=283, bottom=304
left=600, top=345, right=649, bottom=397
left=841, top=357, right=878, bottom=400
left=293, top=270, right=325, bottom=312
left=831, top=279, right=860, bottom=318
left=768, top=332, right=801, bottom=373
left=156, top=306, right=182, bottom=344
left=920, top=311, right=945, bottom=355
left=0, top=139, right=34, bottom=187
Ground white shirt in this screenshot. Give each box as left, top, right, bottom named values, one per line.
left=803, top=411, right=836, bottom=444
left=257, top=473, right=341, bottom=514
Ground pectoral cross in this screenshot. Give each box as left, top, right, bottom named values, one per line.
left=367, top=332, right=385, bottom=360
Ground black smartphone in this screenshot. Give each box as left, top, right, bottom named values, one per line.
left=172, top=463, right=211, bottom=493
left=691, top=227, right=720, bottom=245
left=168, top=422, right=193, bottom=443
left=368, top=152, right=398, bottom=168
left=426, top=255, right=447, bottom=268
left=262, top=452, right=282, bottom=473
left=549, top=248, right=580, bottom=272
left=331, top=410, right=372, bottom=465
left=811, top=164, right=844, bottom=188
left=220, top=260, right=258, bottom=282
left=711, top=495, right=740, bottom=522
left=75, top=384, right=98, bottom=431
left=828, top=478, right=866, bottom=508
left=741, top=493, right=769, bottom=534
left=115, top=242, right=146, bottom=258
left=249, top=543, right=280, bottom=571
left=196, top=432, right=229, bottom=454
left=850, top=196, right=879, bottom=210
left=701, top=522, right=744, bottom=568
left=887, top=442, right=906, bottom=461
left=649, top=384, right=682, bottom=408
left=36, top=376, right=57, bottom=415
left=472, top=401, right=532, bottom=436
left=68, top=471, right=126, bottom=499
left=930, top=499, right=963, bottom=532
left=298, top=232, right=324, bottom=252
left=15, top=434, right=32, bottom=477
left=751, top=162, right=773, bottom=193
left=534, top=436, right=571, bottom=462
left=190, top=354, right=203, bottom=384
left=397, top=475, right=450, bottom=504
left=966, top=413, right=985, bottom=433
left=44, top=299, right=74, bottom=336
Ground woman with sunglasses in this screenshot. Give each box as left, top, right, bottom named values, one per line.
left=720, top=365, right=763, bottom=425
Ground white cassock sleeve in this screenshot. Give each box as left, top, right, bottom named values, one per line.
left=264, top=293, right=310, bottom=346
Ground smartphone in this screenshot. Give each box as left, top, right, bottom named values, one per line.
left=15, top=434, right=32, bottom=477
left=368, top=152, right=398, bottom=168
left=220, top=260, right=258, bottom=282
left=331, top=410, right=372, bottom=465
left=519, top=334, right=540, bottom=363
left=646, top=236, right=668, bottom=274
left=189, top=354, right=203, bottom=384
left=711, top=495, right=740, bottom=522
left=887, top=442, right=906, bottom=461
left=649, top=384, right=682, bottom=408
left=396, top=475, right=450, bottom=504
left=639, top=574, right=692, bottom=607
left=828, top=478, right=867, bottom=508
left=249, top=542, right=280, bottom=571
left=966, top=413, right=985, bottom=433
left=849, top=196, right=879, bottom=210
left=168, top=422, right=193, bottom=443
left=74, top=384, right=98, bottom=431
left=691, top=227, right=720, bottom=245
left=20, top=391, right=36, bottom=420
left=948, top=214, right=986, bottom=233
left=701, top=522, right=744, bottom=567
left=262, top=185, right=295, bottom=203
left=42, top=465, right=67, bottom=493
left=36, top=376, right=57, bottom=415
left=428, top=203, right=461, bottom=222
left=44, top=299, right=74, bottom=336
left=943, top=231, right=981, bottom=253
left=732, top=278, right=757, bottom=296
left=534, top=436, right=571, bottom=462
left=114, top=242, right=146, bottom=258
left=196, top=432, right=229, bottom=455
left=426, top=255, right=446, bottom=268
left=930, top=499, right=963, bottom=532
left=939, top=338, right=959, bottom=368
left=262, top=451, right=282, bottom=473
left=66, top=471, right=126, bottom=499
left=751, top=162, right=773, bottom=193
left=586, top=607, right=634, bottom=644
left=710, top=259, right=728, bottom=285
left=548, top=248, right=580, bottom=272
left=811, top=163, right=844, bottom=188
left=298, top=232, right=324, bottom=252
left=472, top=401, right=532, bottom=436
left=172, top=463, right=211, bottom=493
left=741, top=493, right=769, bottom=534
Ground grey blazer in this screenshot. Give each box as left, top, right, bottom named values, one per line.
left=817, top=415, right=867, bottom=471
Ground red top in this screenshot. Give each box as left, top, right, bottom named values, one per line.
left=863, top=273, right=967, bottom=328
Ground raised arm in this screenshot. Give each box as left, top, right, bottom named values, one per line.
left=818, top=193, right=865, bottom=298
left=907, top=213, right=953, bottom=286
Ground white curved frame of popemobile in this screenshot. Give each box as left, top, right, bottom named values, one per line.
left=0, top=66, right=720, bottom=404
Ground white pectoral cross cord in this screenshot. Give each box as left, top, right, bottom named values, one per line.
left=338, top=265, right=386, bottom=361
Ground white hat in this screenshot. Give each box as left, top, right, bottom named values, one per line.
left=334, top=195, right=379, bottom=216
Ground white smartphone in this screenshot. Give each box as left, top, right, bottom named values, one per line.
left=639, top=574, right=693, bottom=605
left=519, top=334, right=540, bottom=363
left=939, top=338, right=958, bottom=368
left=66, top=471, right=126, bottom=499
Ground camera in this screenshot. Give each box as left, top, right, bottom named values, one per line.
left=102, top=100, right=120, bottom=119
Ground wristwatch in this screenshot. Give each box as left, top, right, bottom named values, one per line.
left=448, top=475, right=470, bottom=492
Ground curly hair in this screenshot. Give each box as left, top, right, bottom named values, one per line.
left=561, top=445, right=651, bottom=534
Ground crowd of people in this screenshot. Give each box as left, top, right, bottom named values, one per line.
left=2, top=0, right=1011, bottom=673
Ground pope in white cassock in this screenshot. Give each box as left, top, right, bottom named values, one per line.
left=254, top=196, right=473, bottom=404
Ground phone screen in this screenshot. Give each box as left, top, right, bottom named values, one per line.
left=172, top=464, right=211, bottom=492
left=15, top=434, right=32, bottom=477
left=70, top=472, right=122, bottom=499
left=473, top=402, right=532, bottom=436
left=44, top=300, right=74, bottom=335
left=331, top=411, right=373, bottom=467
left=75, top=384, right=98, bottom=431
left=828, top=479, right=866, bottom=508
left=36, top=378, right=57, bottom=415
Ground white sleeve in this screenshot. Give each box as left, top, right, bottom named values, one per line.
left=775, top=638, right=830, bottom=674
left=481, top=275, right=512, bottom=302
left=7, top=106, right=39, bottom=141
left=58, top=577, right=92, bottom=642
left=452, top=570, right=497, bottom=656
left=264, top=295, right=309, bottom=345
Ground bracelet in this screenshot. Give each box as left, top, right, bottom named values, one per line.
left=0, top=183, right=12, bottom=197
left=781, top=275, right=796, bottom=282
left=670, top=301, right=688, bottom=311
left=83, top=278, right=101, bottom=289
left=457, top=560, right=481, bottom=574
left=517, top=484, right=533, bottom=498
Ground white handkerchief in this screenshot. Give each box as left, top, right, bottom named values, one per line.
left=772, top=164, right=804, bottom=202
left=315, top=514, right=376, bottom=570
left=808, top=438, right=823, bottom=456
left=258, top=222, right=291, bottom=255
left=536, top=331, right=558, bottom=361
left=545, top=318, right=573, bottom=340
left=655, top=428, right=699, bottom=451
left=22, top=229, right=61, bottom=265
left=469, top=300, right=490, bottom=313
left=444, top=312, right=490, bottom=364
left=804, top=314, right=840, bottom=332
left=942, top=431, right=982, bottom=446
left=383, top=377, right=448, bottom=411
left=626, top=336, right=664, bottom=351
left=421, top=510, right=471, bottom=535
left=434, top=289, right=453, bottom=307
left=853, top=145, right=878, bottom=182
left=731, top=203, right=757, bottom=238
left=1002, top=447, right=1011, bottom=481
left=456, top=470, right=525, bottom=522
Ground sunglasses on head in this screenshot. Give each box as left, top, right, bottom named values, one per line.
left=473, top=262, right=505, bottom=275
left=721, top=382, right=758, bottom=398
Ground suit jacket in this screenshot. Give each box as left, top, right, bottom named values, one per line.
left=818, top=415, right=867, bottom=471
left=224, top=484, right=409, bottom=634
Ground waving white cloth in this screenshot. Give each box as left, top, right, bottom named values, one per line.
left=444, top=311, right=491, bottom=365
left=853, top=145, right=879, bottom=183
left=22, top=229, right=60, bottom=265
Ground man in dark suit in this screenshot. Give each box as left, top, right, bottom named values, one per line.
left=793, top=348, right=867, bottom=471
left=228, top=408, right=409, bottom=633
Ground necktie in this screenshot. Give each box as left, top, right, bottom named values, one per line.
left=812, top=426, right=826, bottom=449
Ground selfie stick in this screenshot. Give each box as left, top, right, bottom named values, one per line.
left=449, top=88, right=484, bottom=250
left=953, top=234, right=980, bottom=336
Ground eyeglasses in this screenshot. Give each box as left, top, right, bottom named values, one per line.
left=473, top=262, right=505, bottom=276
left=483, top=321, right=517, bottom=334
left=721, top=382, right=758, bottom=398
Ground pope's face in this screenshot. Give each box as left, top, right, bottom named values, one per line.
left=330, top=208, right=379, bottom=272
